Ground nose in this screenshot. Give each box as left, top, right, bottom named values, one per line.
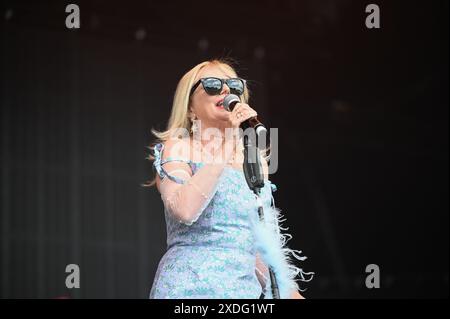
left=220, top=83, right=230, bottom=95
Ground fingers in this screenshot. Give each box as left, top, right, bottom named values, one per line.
left=230, top=103, right=257, bottom=127
left=236, top=103, right=257, bottom=117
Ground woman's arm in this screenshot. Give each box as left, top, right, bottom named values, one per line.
left=156, top=138, right=236, bottom=225
left=290, top=290, right=305, bottom=299
left=255, top=252, right=269, bottom=290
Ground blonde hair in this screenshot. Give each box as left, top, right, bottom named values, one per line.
left=153, top=59, right=249, bottom=142
left=143, top=59, right=269, bottom=187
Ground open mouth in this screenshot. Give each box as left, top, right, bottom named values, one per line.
left=216, top=99, right=224, bottom=107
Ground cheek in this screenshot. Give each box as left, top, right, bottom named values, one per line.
left=193, top=94, right=215, bottom=115
left=201, top=93, right=216, bottom=106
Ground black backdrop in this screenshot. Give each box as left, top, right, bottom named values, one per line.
left=1, top=0, right=448, bottom=298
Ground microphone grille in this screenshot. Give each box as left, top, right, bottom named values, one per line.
left=223, top=94, right=241, bottom=111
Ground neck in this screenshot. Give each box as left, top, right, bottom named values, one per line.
left=193, top=121, right=228, bottom=144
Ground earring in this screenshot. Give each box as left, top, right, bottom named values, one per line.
left=190, top=115, right=199, bottom=135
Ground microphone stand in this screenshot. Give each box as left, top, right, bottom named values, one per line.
left=242, top=132, right=280, bottom=299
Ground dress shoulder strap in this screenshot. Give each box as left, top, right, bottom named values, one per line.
left=153, top=142, right=193, bottom=184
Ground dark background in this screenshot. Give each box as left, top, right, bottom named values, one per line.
left=1, top=0, right=448, bottom=298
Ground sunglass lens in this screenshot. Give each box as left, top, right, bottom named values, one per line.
left=227, top=79, right=244, bottom=95
left=202, top=78, right=222, bottom=95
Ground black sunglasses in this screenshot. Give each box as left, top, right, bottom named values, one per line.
left=190, top=77, right=245, bottom=97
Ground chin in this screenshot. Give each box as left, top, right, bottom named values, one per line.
left=212, top=108, right=228, bottom=118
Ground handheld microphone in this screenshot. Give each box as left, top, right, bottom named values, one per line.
left=223, top=94, right=267, bottom=137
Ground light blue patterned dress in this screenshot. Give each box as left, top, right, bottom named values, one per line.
left=149, top=142, right=313, bottom=299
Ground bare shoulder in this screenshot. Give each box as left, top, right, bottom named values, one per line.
left=155, top=138, right=192, bottom=192
left=160, top=137, right=191, bottom=161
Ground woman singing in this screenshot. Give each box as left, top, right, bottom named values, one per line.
left=146, top=59, right=313, bottom=299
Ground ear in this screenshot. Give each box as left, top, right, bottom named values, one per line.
left=188, top=107, right=195, bottom=120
